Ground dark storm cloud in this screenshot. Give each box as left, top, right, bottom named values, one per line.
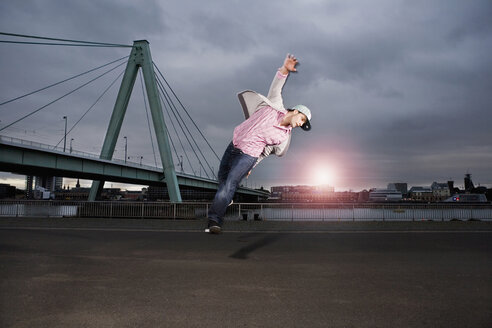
left=1, top=0, right=492, bottom=190
left=0, top=0, right=164, bottom=43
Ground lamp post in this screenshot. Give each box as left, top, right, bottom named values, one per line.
left=63, top=116, right=67, bottom=152
left=70, top=138, right=74, bottom=154
left=124, top=136, right=127, bottom=164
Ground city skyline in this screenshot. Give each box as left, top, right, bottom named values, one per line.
left=1, top=1, right=492, bottom=192
left=0, top=173, right=481, bottom=194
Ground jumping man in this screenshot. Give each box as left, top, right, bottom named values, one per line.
left=206, top=53, right=312, bottom=234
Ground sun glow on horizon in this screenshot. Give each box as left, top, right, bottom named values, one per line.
left=311, top=164, right=337, bottom=187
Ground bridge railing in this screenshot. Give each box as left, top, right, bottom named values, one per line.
left=0, top=200, right=491, bottom=221
left=0, top=135, right=162, bottom=171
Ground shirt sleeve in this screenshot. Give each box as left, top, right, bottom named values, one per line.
left=252, top=154, right=266, bottom=169
left=252, top=145, right=274, bottom=169
left=276, top=70, right=288, bottom=79
left=266, top=70, right=288, bottom=109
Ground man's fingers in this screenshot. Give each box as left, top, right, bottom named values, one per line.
left=287, top=53, right=298, bottom=61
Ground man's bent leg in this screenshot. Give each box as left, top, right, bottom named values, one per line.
left=216, top=142, right=234, bottom=185
left=207, top=142, right=235, bottom=225
left=208, top=149, right=257, bottom=226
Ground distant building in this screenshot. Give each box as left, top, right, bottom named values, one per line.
left=269, top=185, right=359, bottom=202
left=35, top=176, right=63, bottom=192
left=447, top=180, right=459, bottom=195
left=430, top=182, right=451, bottom=201
left=147, top=186, right=168, bottom=201
left=55, top=177, right=63, bottom=191
left=33, top=186, right=54, bottom=200
left=358, top=190, right=370, bottom=202
left=25, top=176, right=34, bottom=199
left=54, top=186, right=123, bottom=200
left=146, top=185, right=260, bottom=202
left=97, top=188, right=122, bottom=200
left=369, top=189, right=402, bottom=202
left=388, top=183, right=408, bottom=196
left=124, top=190, right=144, bottom=201
left=0, top=184, right=16, bottom=199
left=54, top=187, right=90, bottom=200
left=464, top=173, right=474, bottom=192
left=409, top=186, right=433, bottom=202
left=25, top=175, right=64, bottom=199
left=147, top=186, right=210, bottom=201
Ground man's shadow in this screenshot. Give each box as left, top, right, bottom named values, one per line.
left=229, top=233, right=284, bottom=260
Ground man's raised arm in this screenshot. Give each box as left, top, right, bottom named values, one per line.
left=267, top=54, right=299, bottom=106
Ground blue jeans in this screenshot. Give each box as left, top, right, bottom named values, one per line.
left=208, top=142, right=257, bottom=225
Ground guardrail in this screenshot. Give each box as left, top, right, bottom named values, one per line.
left=0, top=135, right=162, bottom=171
left=1, top=201, right=492, bottom=221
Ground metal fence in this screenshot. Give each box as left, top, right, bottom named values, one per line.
left=1, top=201, right=492, bottom=221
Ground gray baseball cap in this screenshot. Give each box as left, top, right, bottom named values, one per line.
left=291, top=104, right=312, bottom=131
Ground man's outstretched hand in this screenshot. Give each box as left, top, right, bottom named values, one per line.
left=279, top=53, right=298, bottom=75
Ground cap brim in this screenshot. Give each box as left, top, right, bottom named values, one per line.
left=301, top=120, right=311, bottom=131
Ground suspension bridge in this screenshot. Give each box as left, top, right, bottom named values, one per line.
left=0, top=32, right=269, bottom=202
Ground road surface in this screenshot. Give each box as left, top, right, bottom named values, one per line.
left=1, top=218, right=491, bottom=327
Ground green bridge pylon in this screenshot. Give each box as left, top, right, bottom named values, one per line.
left=89, top=40, right=182, bottom=202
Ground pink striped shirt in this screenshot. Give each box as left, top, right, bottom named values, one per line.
left=233, top=106, right=292, bottom=157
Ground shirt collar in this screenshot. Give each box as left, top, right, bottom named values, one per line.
left=275, top=111, right=292, bottom=131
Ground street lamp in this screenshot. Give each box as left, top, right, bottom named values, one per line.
left=124, top=136, right=127, bottom=164
left=70, top=138, right=74, bottom=154
left=62, top=116, right=67, bottom=152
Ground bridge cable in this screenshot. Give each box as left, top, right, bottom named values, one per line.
left=52, top=68, right=126, bottom=149
left=0, top=55, right=129, bottom=107
left=155, top=75, right=196, bottom=175
left=165, top=126, right=180, bottom=171
left=0, top=31, right=132, bottom=48
left=153, top=62, right=220, bottom=161
left=138, top=70, right=158, bottom=167
left=155, top=73, right=210, bottom=178
left=154, top=72, right=216, bottom=178
left=0, top=60, right=126, bottom=133
left=157, top=86, right=193, bottom=173
left=155, top=73, right=215, bottom=179
left=156, top=75, right=199, bottom=175
left=0, top=41, right=131, bottom=48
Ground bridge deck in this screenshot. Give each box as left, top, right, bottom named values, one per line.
left=0, top=135, right=268, bottom=197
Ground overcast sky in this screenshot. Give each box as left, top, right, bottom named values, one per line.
left=1, top=0, right=492, bottom=192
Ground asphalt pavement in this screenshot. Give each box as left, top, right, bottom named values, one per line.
left=1, top=218, right=491, bottom=327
